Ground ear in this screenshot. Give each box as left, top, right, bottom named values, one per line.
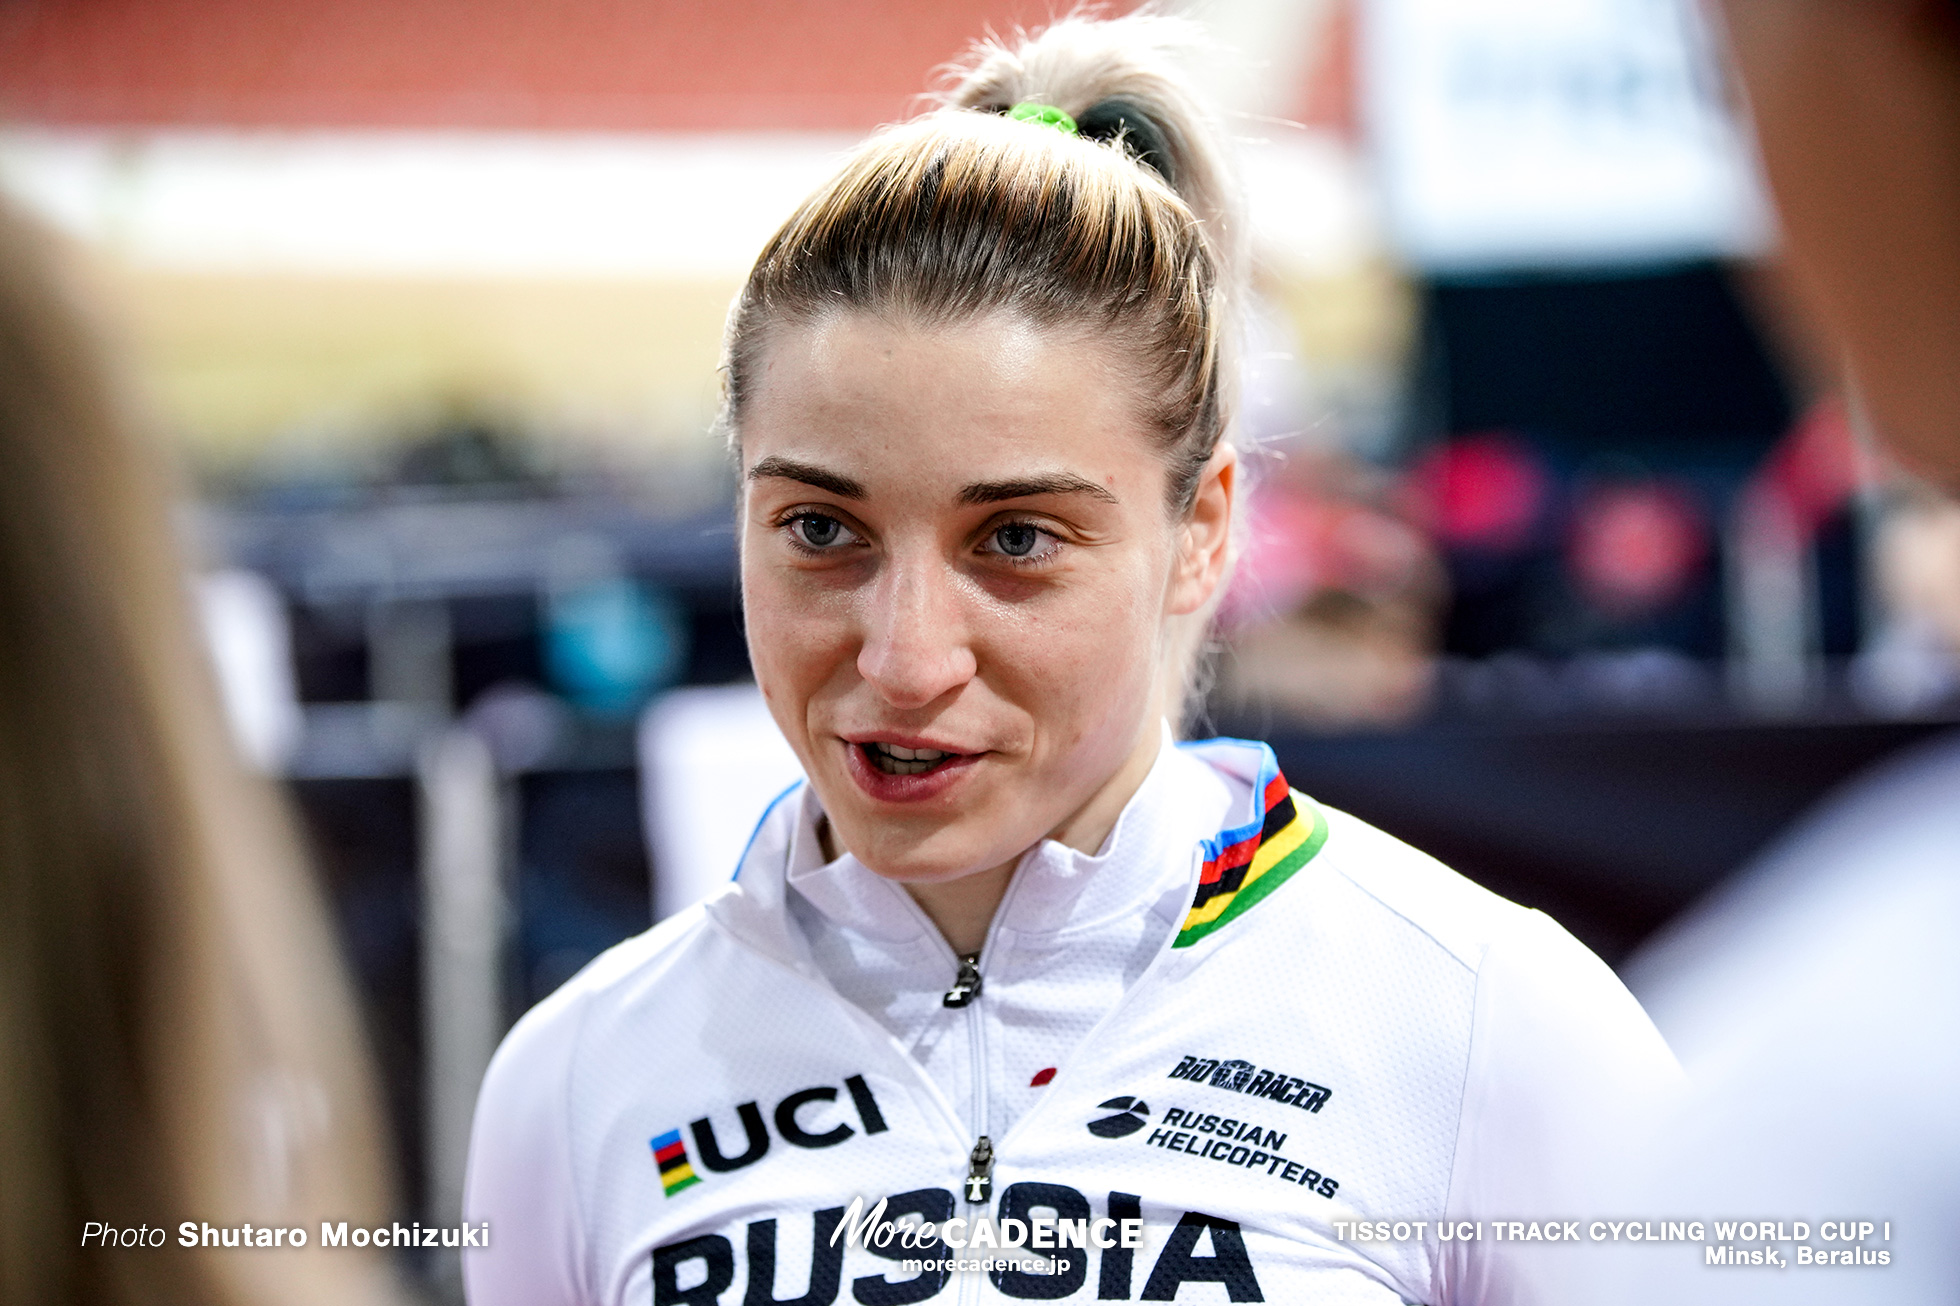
left=1167, top=443, right=1237, bottom=616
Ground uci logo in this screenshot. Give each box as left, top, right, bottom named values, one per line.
left=653, top=1073, right=888, bottom=1197
left=1087, top=1095, right=1150, bottom=1138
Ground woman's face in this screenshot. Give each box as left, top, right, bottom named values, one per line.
left=739, top=310, right=1232, bottom=886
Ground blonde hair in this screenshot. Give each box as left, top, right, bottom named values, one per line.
left=0, top=199, right=399, bottom=1305
left=723, top=13, right=1243, bottom=513
left=941, top=13, right=1243, bottom=289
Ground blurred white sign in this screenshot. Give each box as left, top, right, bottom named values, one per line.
left=0, top=126, right=1381, bottom=281
left=1360, top=0, right=1771, bottom=271
left=638, top=684, right=805, bottom=921
left=0, top=130, right=858, bottom=278
left=198, top=568, right=303, bottom=772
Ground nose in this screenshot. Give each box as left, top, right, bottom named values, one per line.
left=855, top=556, right=977, bottom=710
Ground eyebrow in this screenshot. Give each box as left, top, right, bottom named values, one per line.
left=957, top=473, right=1118, bottom=506
left=747, top=455, right=865, bottom=499
left=748, top=457, right=1118, bottom=507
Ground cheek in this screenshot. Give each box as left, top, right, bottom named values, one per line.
left=740, top=554, right=854, bottom=715
left=989, top=557, right=1163, bottom=727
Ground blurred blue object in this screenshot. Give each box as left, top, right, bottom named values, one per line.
left=542, top=577, right=684, bottom=715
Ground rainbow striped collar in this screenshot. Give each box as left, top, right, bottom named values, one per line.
left=1174, top=742, right=1327, bottom=948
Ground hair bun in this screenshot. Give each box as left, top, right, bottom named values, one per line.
left=939, top=13, right=1241, bottom=291
left=1074, top=97, right=1175, bottom=186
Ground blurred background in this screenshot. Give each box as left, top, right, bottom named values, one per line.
left=6, top=0, right=1957, bottom=1295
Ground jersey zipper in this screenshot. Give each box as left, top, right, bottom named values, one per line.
left=942, top=953, right=983, bottom=1007
left=962, top=991, right=989, bottom=1306
left=961, top=948, right=990, bottom=1185
left=963, top=1134, right=994, bottom=1205
left=948, top=916, right=1010, bottom=1306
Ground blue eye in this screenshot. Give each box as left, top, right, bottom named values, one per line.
left=994, top=523, right=1039, bottom=557
left=788, top=513, right=851, bottom=549
left=978, top=520, right=1060, bottom=565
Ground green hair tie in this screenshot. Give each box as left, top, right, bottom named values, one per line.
left=1007, top=102, right=1078, bottom=135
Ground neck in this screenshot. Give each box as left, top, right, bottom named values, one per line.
left=903, top=861, right=1017, bottom=955
left=901, top=716, right=1166, bottom=956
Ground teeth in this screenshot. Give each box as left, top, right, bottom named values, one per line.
left=867, top=741, right=953, bottom=775
left=882, top=744, right=946, bottom=762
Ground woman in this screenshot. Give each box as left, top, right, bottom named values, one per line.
left=0, top=197, right=400, bottom=1302
left=464, top=16, right=1674, bottom=1305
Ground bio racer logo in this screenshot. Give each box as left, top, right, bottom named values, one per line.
left=1169, top=1054, right=1332, bottom=1114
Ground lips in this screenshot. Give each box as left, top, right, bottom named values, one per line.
left=841, top=735, right=983, bottom=803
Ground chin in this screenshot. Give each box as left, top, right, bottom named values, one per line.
left=823, top=799, right=1027, bottom=885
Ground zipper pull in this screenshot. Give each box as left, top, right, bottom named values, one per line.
left=942, top=952, right=983, bottom=1008
left=964, top=1135, right=995, bottom=1204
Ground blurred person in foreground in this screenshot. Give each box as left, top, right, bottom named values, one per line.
left=0, top=197, right=399, bottom=1303
left=1571, top=2, right=1960, bottom=1301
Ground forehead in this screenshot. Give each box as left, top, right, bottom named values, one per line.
left=740, top=310, right=1160, bottom=494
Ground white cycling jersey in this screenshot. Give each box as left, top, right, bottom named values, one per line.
left=463, top=734, right=1677, bottom=1306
